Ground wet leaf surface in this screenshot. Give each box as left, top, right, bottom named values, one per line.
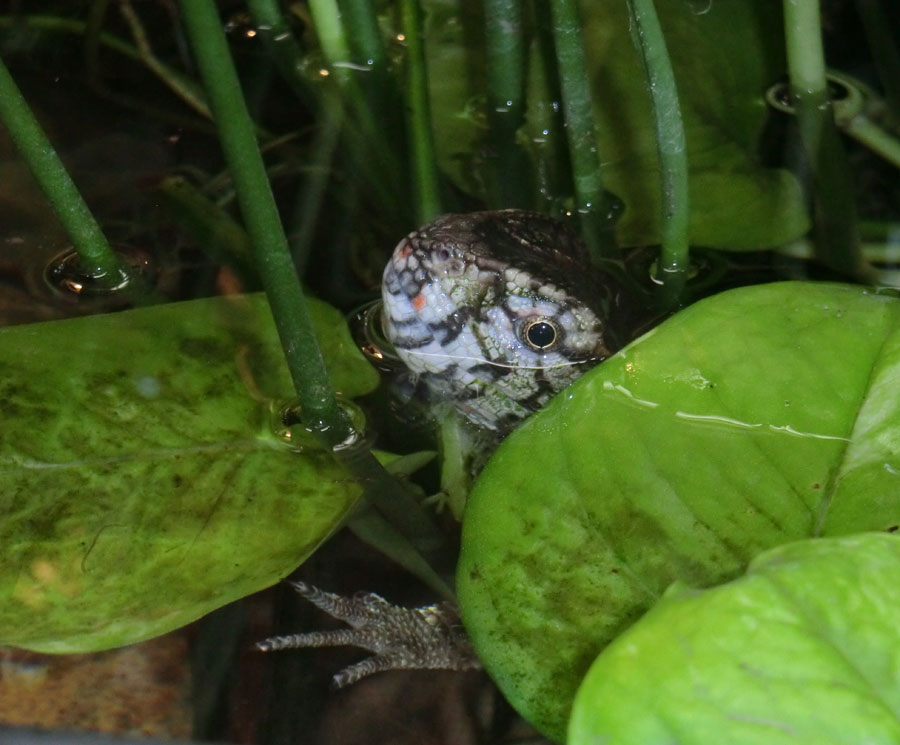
left=569, top=533, right=900, bottom=745
left=0, top=293, right=378, bottom=652
left=457, top=282, right=900, bottom=740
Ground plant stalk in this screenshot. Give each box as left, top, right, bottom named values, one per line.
left=0, top=53, right=129, bottom=287
left=176, top=0, right=446, bottom=562
left=843, top=115, right=900, bottom=170
left=307, top=0, right=353, bottom=79
left=246, top=0, right=315, bottom=104
left=484, top=0, right=531, bottom=207
left=625, top=0, right=689, bottom=305
left=401, top=0, right=441, bottom=222
left=783, top=0, right=867, bottom=278
left=339, top=0, right=388, bottom=70
left=119, top=0, right=211, bottom=119
left=548, top=0, right=617, bottom=260
left=305, top=0, right=412, bottom=223
left=177, top=0, right=347, bottom=441
left=245, top=0, right=345, bottom=270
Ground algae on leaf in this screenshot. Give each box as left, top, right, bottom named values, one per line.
left=0, top=293, right=378, bottom=652
left=570, top=533, right=900, bottom=745
left=457, top=282, right=900, bottom=741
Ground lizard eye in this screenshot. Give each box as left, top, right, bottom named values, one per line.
left=523, top=319, right=559, bottom=350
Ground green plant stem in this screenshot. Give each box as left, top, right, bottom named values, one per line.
left=484, top=0, right=531, bottom=207
left=0, top=53, right=127, bottom=285
left=529, top=3, right=575, bottom=214
left=177, top=0, right=346, bottom=441
left=0, top=13, right=212, bottom=129
left=307, top=0, right=353, bottom=81
left=0, top=14, right=138, bottom=58
left=245, top=0, right=345, bottom=270
left=305, top=0, right=412, bottom=223
left=152, top=175, right=256, bottom=283
left=784, top=1, right=828, bottom=96
left=625, top=0, right=689, bottom=305
left=339, top=0, right=406, bottom=162
left=119, top=0, right=210, bottom=119
left=843, top=115, right=900, bottom=169
left=290, top=92, right=345, bottom=273
left=339, top=0, right=388, bottom=70
left=548, top=0, right=616, bottom=260
left=176, top=0, right=446, bottom=565
left=783, top=0, right=866, bottom=278
left=245, top=0, right=314, bottom=104
left=401, top=0, right=441, bottom=222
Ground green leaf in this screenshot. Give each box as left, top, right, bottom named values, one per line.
left=0, top=293, right=378, bottom=652
left=585, top=0, right=808, bottom=249
left=457, top=282, right=900, bottom=740
left=426, top=0, right=808, bottom=249
left=569, top=533, right=900, bottom=745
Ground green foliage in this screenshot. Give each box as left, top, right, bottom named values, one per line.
left=457, top=282, right=900, bottom=740
left=1, top=3, right=897, bottom=739
left=426, top=0, right=809, bottom=249
left=0, top=294, right=377, bottom=652
left=570, top=533, right=900, bottom=745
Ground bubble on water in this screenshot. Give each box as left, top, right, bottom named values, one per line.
left=273, top=397, right=370, bottom=453
left=686, top=0, right=712, bottom=14
left=43, top=245, right=154, bottom=302
left=134, top=375, right=161, bottom=399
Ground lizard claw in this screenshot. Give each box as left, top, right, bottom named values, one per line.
left=256, top=581, right=481, bottom=687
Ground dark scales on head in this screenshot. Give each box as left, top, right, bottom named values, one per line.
left=414, top=210, right=604, bottom=315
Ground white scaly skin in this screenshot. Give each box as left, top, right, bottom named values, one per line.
left=381, top=209, right=621, bottom=431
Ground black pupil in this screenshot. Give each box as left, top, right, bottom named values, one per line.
left=526, top=322, right=556, bottom=349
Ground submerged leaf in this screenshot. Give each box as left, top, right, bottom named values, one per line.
left=585, top=0, right=807, bottom=248
left=570, top=533, right=900, bottom=745
left=457, top=282, right=900, bottom=740
left=426, top=0, right=807, bottom=249
left=0, top=293, right=378, bottom=652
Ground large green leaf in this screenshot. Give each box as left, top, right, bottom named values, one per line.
left=0, top=293, right=378, bottom=652
left=426, top=0, right=808, bottom=249
left=457, top=282, right=900, bottom=741
left=569, top=533, right=900, bottom=745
